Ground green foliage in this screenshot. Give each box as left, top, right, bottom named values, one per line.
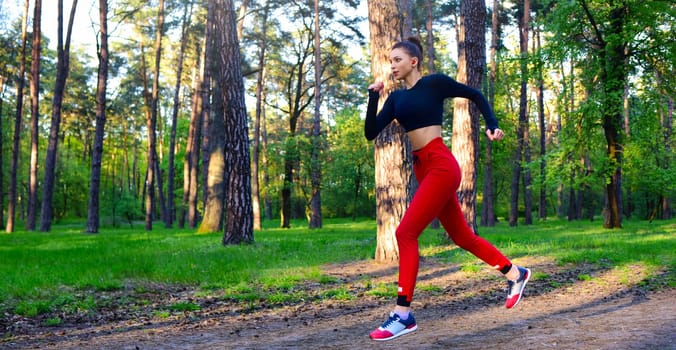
left=323, top=108, right=375, bottom=218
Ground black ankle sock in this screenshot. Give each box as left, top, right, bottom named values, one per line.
left=500, top=264, right=513, bottom=275
left=397, top=295, right=411, bottom=307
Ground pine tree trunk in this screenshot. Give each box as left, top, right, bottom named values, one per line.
left=215, top=0, right=254, bottom=245
left=199, top=82, right=225, bottom=233
left=453, top=0, right=485, bottom=232
left=6, top=0, right=29, bottom=233
left=368, top=0, right=412, bottom=263
left=40, top=0, right=78, bottom=232
left=252, top=3, right=270, bottom=231
left=181, top=41, right=204, bottom=229
left=86, top=0, right=109, bottom=234
left=27, top=0, right=42, bottom=231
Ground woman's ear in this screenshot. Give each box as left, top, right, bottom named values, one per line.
left=411, top=57, right=418, bottom=68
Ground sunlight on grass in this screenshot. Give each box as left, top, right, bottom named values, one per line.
left=0, top=218, right=673, bottom=317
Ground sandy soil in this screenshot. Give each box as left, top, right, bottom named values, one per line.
left=2, top=256, right=674, bottom=349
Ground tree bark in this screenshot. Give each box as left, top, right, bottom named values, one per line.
left=214, top=0, right=254, bottom=244
left=453, top=0, right=486, bottom=232
left=6, top=0, right=30, bottom=233
left=39, top=0, right=78, bottom=232
left=198, top=78, right=225, bottom=233
left=212, top=0, right=254, bottom=245
left=27, top=0, right=42, bottom=231
left=85, top=0, right=109, bottom=234
left=199, top=0, right=224, bottom=233
left=368, top=0, right=411, bottom=263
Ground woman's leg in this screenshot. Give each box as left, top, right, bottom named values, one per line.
left=395, top=162, right=458, bottom=305
left=437, top=190, right=512, bottom=273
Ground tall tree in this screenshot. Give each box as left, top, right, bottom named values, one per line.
left=184, top=36, right=205, bottom=229
left=453, top=0, right=486, bottom=231
left=509, top=0, right=531, bottom=227
left=26, top=0, right=42, bottom=231
left=166, top=1, right=193, bottom=228
left=85, top=0, right=109, bottom=233
left=367, top=0, right=412, bottom=263
left=535, top=23, right=546, bottom=220
left=275, top=25, right=314, bottom=229
left=180, top=43, right=203, bottom=228
left=6, top=0, right=30, bottom=233
left=214, top=0, right=254, bottom=245
left=481, top=0, right=499, bottom=227
left=200, top=0, right=225, bottom=233
left=39, top=0, right=78, bottom=231
left=308, top=0, right=323, bottom=229
left=251, top=2, right=271, bottom=231
left=581, top=0, right=625, bottom=228
left=144, top=0, right=165, bottom=230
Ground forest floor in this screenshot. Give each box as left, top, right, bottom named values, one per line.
left=2, top=255, right=675, bottom=350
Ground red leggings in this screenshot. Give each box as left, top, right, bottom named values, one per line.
left=396, top=137, right=511, bottom=305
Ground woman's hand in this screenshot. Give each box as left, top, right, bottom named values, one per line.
left=486, top=128, right=504, bottom=141
left=368, top=81, right=384, bottom=93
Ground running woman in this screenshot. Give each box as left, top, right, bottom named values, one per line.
left=365, top=37, right=531, bottom=341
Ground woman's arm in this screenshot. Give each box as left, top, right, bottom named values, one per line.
left=364, top=83, right=395, bottom=140
left=436, top=74, right=499, bottom=132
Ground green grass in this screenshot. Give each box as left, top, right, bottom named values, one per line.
left=0, top=217, right=674, bottom=318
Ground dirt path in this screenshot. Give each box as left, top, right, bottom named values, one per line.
left=3, top=257, right=675, bottom=349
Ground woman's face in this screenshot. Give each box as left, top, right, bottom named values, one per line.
left=389, top=47, right=418, bottom=80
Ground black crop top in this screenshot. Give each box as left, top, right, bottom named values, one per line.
left=364, top=73, right=499, bottom=141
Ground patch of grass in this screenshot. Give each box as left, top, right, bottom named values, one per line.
left=577, top=273, right=592, bottom=281
left=460, top=263, right=482, bottom=274
left=153, top=310, right=171, bottom=319
left=167, top=302, right=201, bottom=312
left=14, top=300, right=52, bottom=317
left=366, top=283, right=397, bottom=298
left=43, top=317, right=62, bottom=327
left=318, top=275, right=340, bottom=284
left=320, top=287, right=354, bottom=301
left=417, top=284, right=444, bottom=295
left=0, top=218, right=673, bottom=320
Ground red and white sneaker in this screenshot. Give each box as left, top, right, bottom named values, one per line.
left=505, top=266, right=531, bottom=309
left=369, top=312, right=418, bottom=341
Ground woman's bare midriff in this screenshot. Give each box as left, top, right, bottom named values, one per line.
left=408, top=125, right=443, bottom=151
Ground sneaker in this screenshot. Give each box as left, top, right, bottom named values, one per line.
left=369, top=312, right=418, bottom=341
left=505, top=266, right=531, bottom=309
